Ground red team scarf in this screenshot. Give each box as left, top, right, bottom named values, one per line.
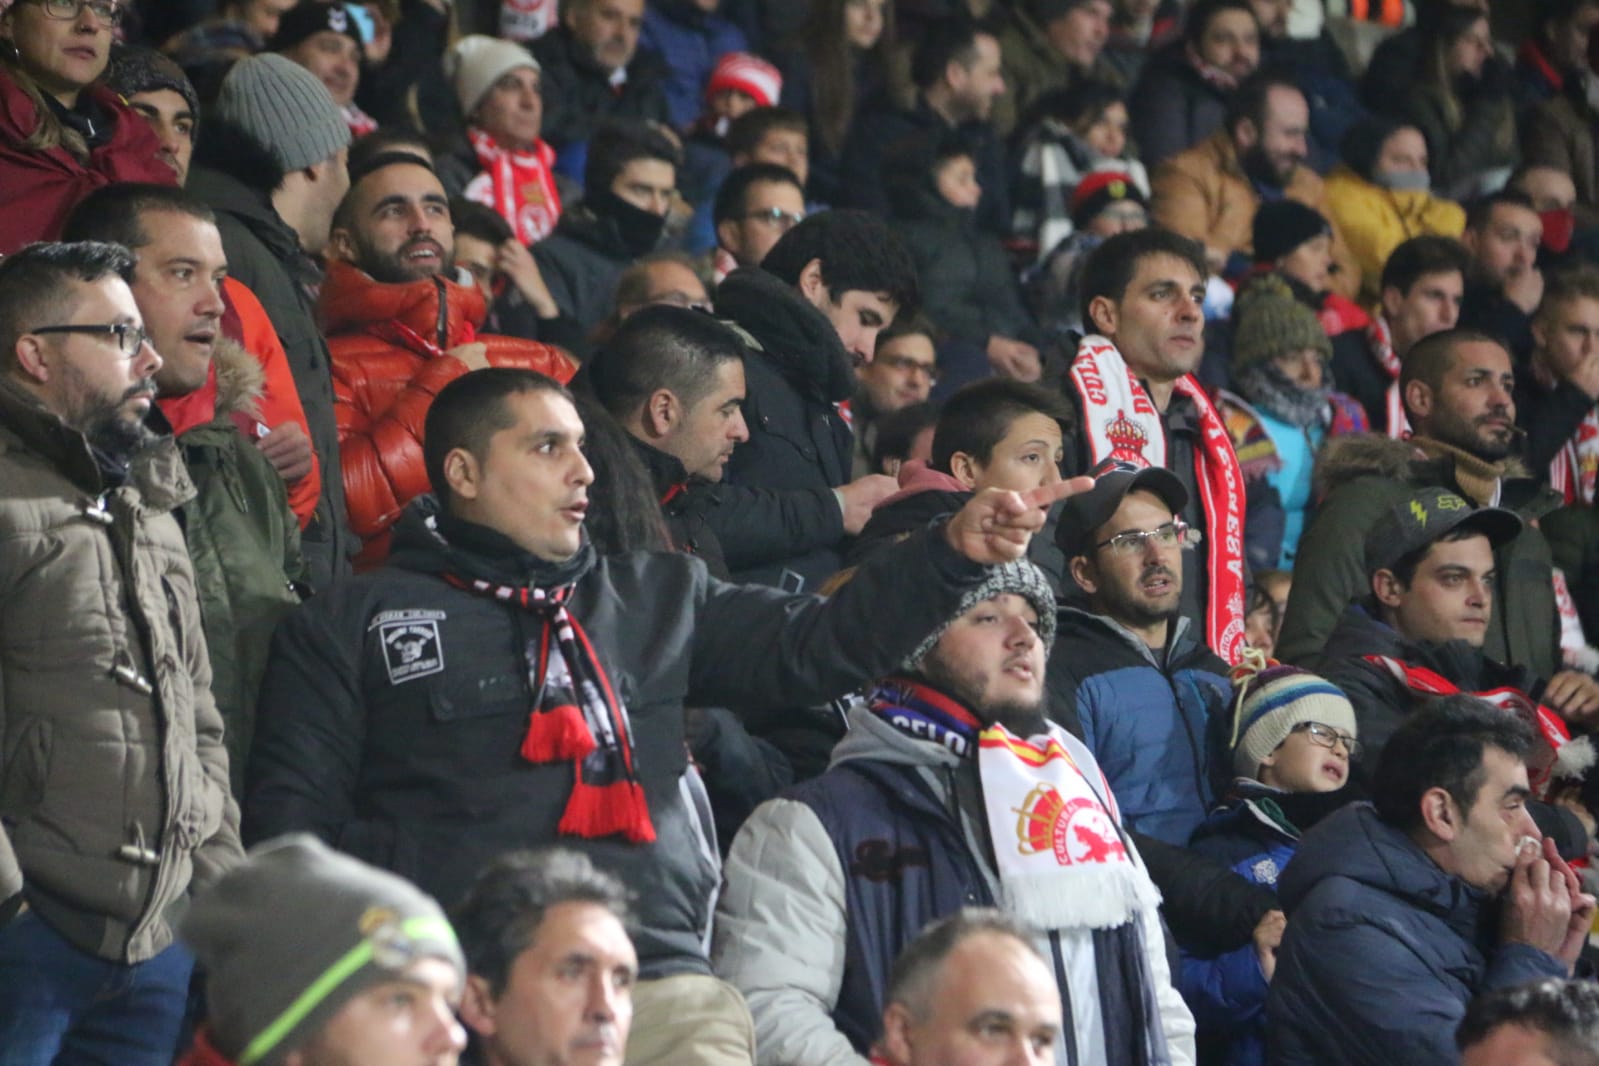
left=1549, top=409, right=1599, bottom=506
left=1070, top=335, right=1249, bottom=664
left=1367, top=316, right=1411, bottom=439
left=465, top=127, right=562, bottom=246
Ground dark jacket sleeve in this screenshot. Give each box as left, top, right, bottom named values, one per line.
left=1134, top=832, right=1279, bottom=956
left=1516, top=377, right=1597, bottom=473
left=701, top=483, right=845, bottom=571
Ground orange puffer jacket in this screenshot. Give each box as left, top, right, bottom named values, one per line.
left=319, top=260, right=576, bottom=569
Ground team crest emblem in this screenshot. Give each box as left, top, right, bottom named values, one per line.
left=1251, top=857, right=1280, bottom=885
left=381, top=620, right=444, bottom=683
left=1014, top=784, right=1127, bottom=866
left=1104, top=409, right=1150, bottom=466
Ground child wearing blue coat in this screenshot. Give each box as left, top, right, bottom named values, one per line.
left=1180, top=662, right=1359, bottom=1066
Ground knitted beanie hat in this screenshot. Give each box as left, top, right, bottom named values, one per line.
left=270, top=1, right=365, bottom=55
left=1230, top=664, right=1357, bottom=778
left=446, top=35, right=540, bottom=121
left=706, top=53, right=782, bottom=109
left=183, top=834, right=465, bottom=1066
left=214, top=53, right=349, bottom=172
left=1251, top=200, right=1331, bottom=264
left=904, top=560, right=1058, bottom=669
left=103, top=45, right=200, bottom=126
left=1231, top=274, right=1332, bottom=370
left=1070, top=170, right=1146, bottom=230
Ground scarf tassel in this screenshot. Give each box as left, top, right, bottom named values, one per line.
left=520, top=703, right=597, bottom=763
left=558, top=779, right=657, bottom=843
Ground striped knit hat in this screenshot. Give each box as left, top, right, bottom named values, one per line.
left=1230, top=662, right=1357, bottom=778
left=705, top=53, right=782, bottom=109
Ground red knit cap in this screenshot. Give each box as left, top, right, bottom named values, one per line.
left=706, top=52, right=782, bottom=109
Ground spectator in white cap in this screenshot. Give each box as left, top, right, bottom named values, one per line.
left=437, top=34, right=565, bottom=247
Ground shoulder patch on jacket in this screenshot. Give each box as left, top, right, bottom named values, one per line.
left=378, top=616, right=445, bottom=684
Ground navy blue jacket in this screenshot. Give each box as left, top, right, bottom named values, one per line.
left=1265, top=803, right=1566, bottom=1065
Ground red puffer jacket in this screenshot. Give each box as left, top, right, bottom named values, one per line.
left=319, top=259, right=576, bottom=568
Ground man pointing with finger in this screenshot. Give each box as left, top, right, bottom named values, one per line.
left=246, top=367, right=1090, bottom=1066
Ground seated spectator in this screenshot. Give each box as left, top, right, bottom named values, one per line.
left=450, top=196, right=578, bottom=348
left=532, top=118, right=679, bottom=341
left=711, top=162, right=806, bottom=283
left=990, top=0, right=1121, bottom=139
left=1523, top=69, right=1599, bottom=230
left=884, top=129, right=1042, bottom=384
left=528, top=0, right=669, bottom=181
left=1340, top=235, right=1469, bottom=434
left=1010, top=79, right=1150, bottom=267
left=103, top=45, right=198, bottom=182
left=640, top=0, right=749, bottom=132
left=1526, top=266, right=1599, bottom=499
left=851, top=379, right=1073, bottom=586
left=453, top=850, right=637, bottom=1066
left=680, top=53, right=783, bottom=254
left=347, top=0, right=458, bottom=136
left=875, top=911, right=1065, bottom=1066
left=1281, top=328, right=1565, bottom=680
left=320, top=152, right=575, bottom=566
left=1357, top=0, right=1489, bottom=118
left=1458, top=978, right=1599, bottom=1066
left=841, top=18, right=1011, bottom=234
left=1057, top=228, right=1249, bottom=663
left=1266, top=697, right=1591, bottom=1066
left=1250, top=0, right=1365, bottom=172
left=270, top=1, right=374, bottom=137
left=849, top=311, right=939, bottom=477
left=1051, top=467, right=1232, bottom=844
left=1129, top=0, right=1260, bottom=169
left=179, top=835, right=466, bottom=1066
left=1221, top=275, right=1369, bottom=569
left=1511, top=164, right=1586, bottom=260
left=1180, top=663, right=1358, bottom=1066
left=1513, top=0, right=1599, bottom=106
left=1403, top=4, right=1518, bottom=201
left=161, top=0, right=288, bottom=103
left=247, top=367, right=1075, bottom=1066
left=1322, top=117, right=1467, bottom=307
left=725, top=106, right=811, bottom=201
left=1027, top=168, right=1149, bottom=337
left=714, top=561, right=1193, bottom=1066
left=710, top=209, right=916, bottom=589
left=1102, top=0, right=1183, bottom=85
left=772, top=0, right=893, bottom=207
left=1152, top=72, right=1361, bottom=299
left=438, top=35, right=564, bottom=246
left=0, top=0, right=176, bottom=254
left=588, top=249, right=712, bottom=346
left=869, top=400, right=940, bottom=478
left=1459, top=190, right=1546, bottom=362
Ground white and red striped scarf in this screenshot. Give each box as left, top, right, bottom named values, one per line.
left=1368, top=316, right=1411, bottom=439
left=464, top=127, right=562, bottom=246
left=1549, top=410, right=1599, bottom=505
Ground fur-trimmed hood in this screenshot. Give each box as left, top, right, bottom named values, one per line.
left=156, top=338, right=265, bottom=438
left=1313, top=432, right=1532, bottom=500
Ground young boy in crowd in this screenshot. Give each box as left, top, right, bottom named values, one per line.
left=1181, top=665, right=1359, bottom=1066
left=681, top=54, right=785, bottom=253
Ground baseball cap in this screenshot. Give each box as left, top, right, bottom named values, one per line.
left=1364, top=486, right=1522, bottom=576
left=1056, top=463, right=1189, bottom=559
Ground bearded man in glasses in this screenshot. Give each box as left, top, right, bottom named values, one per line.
left=1049, top=464, right=1232, bottom=846
left=0, top=240, right=243, bottom=1064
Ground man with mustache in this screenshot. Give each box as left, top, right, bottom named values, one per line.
left=1048, top=466, right=1231, bottom=844
left=0, top=241, right=242, bottom=1063
left=318, top=150, right=576, bottom=569
left=531, top=0, right=671, bottom=168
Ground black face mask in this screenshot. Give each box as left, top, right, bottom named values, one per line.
left=590, top=188, right=668, bottom=258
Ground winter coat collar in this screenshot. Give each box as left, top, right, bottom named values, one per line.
left=832, top=699, right=968, bottom=772
left=1056, top=605, right=1199, bottom=672
left=0, top=75, right=146, bottom=170
left=388, top=496, right=596, bottom=591
left=155, top=338, right=264, bottom=438
left=316, top=258, right=488, bottom=342
left=551, top=203, right=635, bottom=262
left=714, top=267, right=857, bottom=404
left=1324, top=604, right=1534, bottom=694
left=187, top=165, right=301, bottom=263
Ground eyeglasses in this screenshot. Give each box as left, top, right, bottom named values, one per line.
left=743, top=206, right=805, bottom=230
left=1093, top=520, right=1193, bottom=557
left=877, top=354, right=940, bottom=383
left=646, top=290, right=712, bottom=312
left=1293, top=721, right=1361, bottom=758
left=31, top=322, right=150, bottom=357
left=24, top=0, right=123, bottom=26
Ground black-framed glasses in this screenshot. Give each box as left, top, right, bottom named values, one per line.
left=1093, top=520, right=1192, bottom=557
left=1293, top=721, right=1361, bottom=758
left=876, top=353, right=940, bottom=383
left=743, top=206, right=805, bottom=230
left=24, top=0, right=123, bottom=25
left=31, top=322, right=150, bottom=357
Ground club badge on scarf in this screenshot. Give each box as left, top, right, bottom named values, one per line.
left=1550, top=410, right=1599, bottom=506
left=466, top=128, right=562, bottom=246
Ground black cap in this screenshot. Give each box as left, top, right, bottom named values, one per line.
left=1252, top=200, right=1331, bottom=264
left=1056, top=465, right=1189, bottom=559
left=271, top=1, right=365, bottom=56
left=1364, top=486, right=1522, bottom=575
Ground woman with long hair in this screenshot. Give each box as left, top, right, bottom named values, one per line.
left=1403, top=5, right=1518, bottom=200
left=0, top=0, right=175, bottom=253
left=776, top=0, right=894, bottom=205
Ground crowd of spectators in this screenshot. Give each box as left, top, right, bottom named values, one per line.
left=11, top=0, right=1599, bottom=1063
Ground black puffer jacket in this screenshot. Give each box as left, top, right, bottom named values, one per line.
left=245, top=498, right=988, bottom=977
left=531, top=204, right=638, bottom=341
left=531, top=25, right=672, bottom=158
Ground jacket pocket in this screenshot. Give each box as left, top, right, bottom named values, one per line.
left=428, top=671, right=526, bottom=723
left=169, top=745, right=224, bottom=853
left=0, top=717, right=51, bottom=820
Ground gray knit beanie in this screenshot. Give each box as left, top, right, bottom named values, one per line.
left=214, top=53, right=350, bottom=173
left=446, top=35, right=541, bottom=122
left=183, top=834, right=465, bottom=1066
left=1230, top=665, right=1357, bottom=778
left=905, top=560, right=1058, bottom=669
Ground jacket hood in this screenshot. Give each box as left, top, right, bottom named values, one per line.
left=883, top=459, right=969, bottom=506
left=1278, top=802, right=1484, bottom=935
left=189, top=115, right=286, bottom=196
left=317, top=259, right=488, bottom=342
left=1313, top=432, right=1420, bottom=497
left=155, top=338, right=265, bottom=436
left=832, top=699, right=966, bottom=771
left=551, top=203, right=634, bottom=261
left=714, top=267, right=858, bottom=404
left=1054, top=605, right=1201, bottom=671
left=1313, top=433, right=1542, bottom=509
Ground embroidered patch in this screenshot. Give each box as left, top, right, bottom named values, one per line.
left=381, top=620, right=444, bottom=684
left=1251, top=857, right=1280, bottom=886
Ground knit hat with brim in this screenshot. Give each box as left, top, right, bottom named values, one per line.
left=1231, top=274, right=1332, bottom=370
left=904, top=560, right=1058, bottom=669
left=104, top=45, right=201, bottom=127
left=706, top=53, right=782, bottom=109
left=183, top=834, right=464, bottom=1066
left=1231, top=665, right=1357, bottom=778
left=214, top=53, right=349, bottom=172
left=1251, top=200, right=1331, bottom=264
left=445, top=35, right=540, bottom=121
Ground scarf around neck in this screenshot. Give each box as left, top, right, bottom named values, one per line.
left=1235, top=360, right=1333, bottom=429
left=466, top=127, right=562, bottom=246
left=1368, top=316, right=1410, bottom=438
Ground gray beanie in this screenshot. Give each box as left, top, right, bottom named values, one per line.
left=1230, top=665, right=1357, bottom=778
left=214, top=53, right=350, bottom=173
left=183, top=834, right=465, bottom=1066
left=446, top=35, right=540, bottom=121
left=905, top=559, right=1058, bottom=669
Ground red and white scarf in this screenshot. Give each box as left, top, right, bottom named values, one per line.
left=1070, top=335, right=1249, bottom=664
left=1368, top=316, right=1411, bottom=439
left=465, top=127, right=562, bottom=246
left=1549, top=410, right=1599, bottom=505
left=1363, top=654, right=1594, bottom=797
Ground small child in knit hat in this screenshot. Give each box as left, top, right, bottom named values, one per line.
left=1177, top=661, right=1358, bottom=1066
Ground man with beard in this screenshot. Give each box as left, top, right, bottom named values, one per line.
left=1280, top=329, right=1567, bottom=681
left=1152, top=71, right=1361, bottom=299
left=0, top=242, right=242, bottom=1063
left=1048, top=467, right=1231, bottom=844
left=714, top=561, right=1196, bottom=1066
left=319, top=151, right=576, bottom=567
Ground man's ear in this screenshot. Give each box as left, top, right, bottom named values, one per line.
left=1087, top=294, right=1118, bottom=338
left=715, top=218, right=740, bottom=256
left=1069, top=554, right=1099, bottom=597
left=1372, top=567, right=1405, bottom=609
left=948, top=450, right=981, bottom=490
left=1380, top=285, right=1403, bottom=322
left=1403, top=378, right=1434, bottom=424
left=880, top=1002, right=917, bottom=1066
left=328, top=226, right=357, bottom=264
left=444, top=446, right=482, bottom=502
left=797, top=258, right=829, bottom=307
left=1231, top=117, right=1258, bottom=151
left=1419, top=785, right=1461, bottom=842
left=458, top=974, right=498, bottom=1038
left=1531, top=314, right=1551, bottom=359
left=11, top=335, right=51, bottom=385
left=644, top=388, right=679, bottom=438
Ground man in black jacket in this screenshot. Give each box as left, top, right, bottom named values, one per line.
left=1460, top=190, right=1545, bottom=364
left=246, top=367, right=1084, bottom=1066
left=532, top=0, right=671, bottom=167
